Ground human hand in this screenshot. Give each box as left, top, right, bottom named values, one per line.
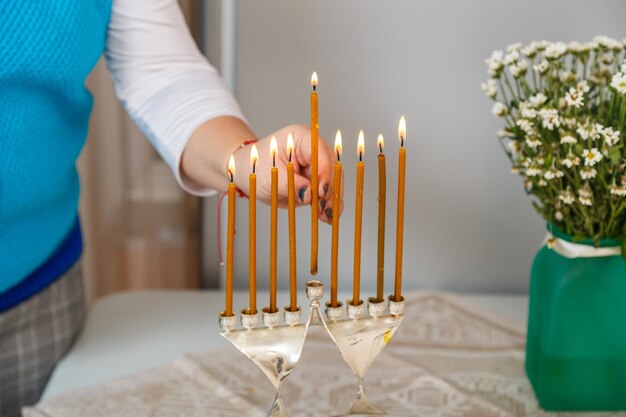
left=232, top=124, right=343, bottom=224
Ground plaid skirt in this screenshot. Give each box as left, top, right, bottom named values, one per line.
left=0, top=261, right=84, bottom=417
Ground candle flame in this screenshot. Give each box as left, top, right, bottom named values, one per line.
left=250, top=144, right=258, bottom=172
left=287, top=133, right=295, bottom=162
left=357, top=130, right=365, bottom=158
left=398, top=116, right=406, bottom=146
left=377, top=134, right=384, bottom=153
left=270, top=136, right=278, bottom=166
left=311, top=72, right=318, bottom=89
left=334, top=130, right=342, bottom=160
left=227, top=154, right=236, bottom=180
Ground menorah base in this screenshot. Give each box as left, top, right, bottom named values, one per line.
left=334, top=384, right=386, bottom=416
left=268, top=394, right=290, bottom=417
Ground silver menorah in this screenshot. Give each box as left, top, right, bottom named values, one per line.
left=218, top=280, right=405, bottom=417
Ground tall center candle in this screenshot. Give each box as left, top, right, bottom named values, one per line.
left=269, top=137, right=278, bottom=313
left=225, top=155, right=236, bottom=317
left=248, top=145, right=258, bottom=314
left=352, top=130, right=365, bottom=306
left=286, top=133, right=298, bottom=311
left=376, top=134, right=387, bottom=302
left=330, top=130, right=342, bottom=307
left=394, top=116, right=407, bottom=302
left=310, top=72, right=319, bottom=275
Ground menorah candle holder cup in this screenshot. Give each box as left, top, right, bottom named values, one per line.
left=367, top=297, right=386, bottom=318
left=325, top=301, right=345, bottom=322
left=388, top=294, right=406, bottom=316
left=218, top=281, right=325, bottom=417
left=240, top=309, right=258, bottom=330
left=346, top=300, right=366, bottom=320
left=322, top=293, right=406, bottom=416
left=218, top=311, right=237, bottom=333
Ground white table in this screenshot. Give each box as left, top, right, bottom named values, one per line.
left=43, top=290, right=528, bottom=399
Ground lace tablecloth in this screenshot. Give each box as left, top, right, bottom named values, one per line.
left=24, top=292, right=626, bottom=417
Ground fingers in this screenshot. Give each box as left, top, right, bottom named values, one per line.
left=319, top=164, right=344, bottom=225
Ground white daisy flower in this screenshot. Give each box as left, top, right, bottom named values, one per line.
left=516, top=118, right=534, bottom=134
left=491, top=102, right=508, bottom=117
left=508, top=140, right=521, bottom=153
left=544, top=167, right=564, bottom=180
left=509, top=60, right=528, bottom=78
left=497, top=129, right=513, bottom=138
left=562, top=118, right=578, bottom=130
left=526, top=165, right=543, bottom=177
left=539, top=108, right=560, bottom=130
left=611, top=72, right=626, bottom=94
left=594, top=35, right=621, bottom=50
left=519, top=102, right=537, bottom=119
left=507, top=42, right=522, bottom=53
left=555, top=211, right=564, bottom=221
left=564, top=87, right=584, bottom=108
left=581, top=42, right=596, bottom=52
left=560, top=154, right=581, bottom=168
left=578, top=186, right=593, bottom=206
left=601, top=126, right=620, bottom=146
left=577, top=80, right=590, bottom=93
left=486, top=50, right=504, bottom=77
left=601, top=52, right=614, bottom=65
left=533, top=60, right=549, bottom=75
left=522, top=42, right=538, bottom=57
left=560, top=135, right=577, bottom=145
left=568, top=41, right=584, bottom=53
left=504, top=50, right=519, bottom=65
left=559, top=189, right=576, bottom=205
left=582, top=148, right=603, bottom=166
left=525, top=138, right=542, bottom=149
left=577, top=123, right=601, bottom=141
left=481, top=80, right=498, bottom=98
left=545, top=42, right=567, bottom=59
left=529, top=93, right=548, bottom=107
left=559, top=71, right=577, bottom=83
left=580, top=166, right=598, bottom=179
left=610, top=184, right=626, bottom=197
left=536, top=40, right=549, bottom=50
left=538, top=179, right=548, bottom=187
left=524, top=179, right=533, bottom=191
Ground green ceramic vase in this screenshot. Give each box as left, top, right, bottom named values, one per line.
left=526, top=226, right=626, bottom=410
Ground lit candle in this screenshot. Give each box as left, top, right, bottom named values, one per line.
left=330, top=130, right=342, bottom=307
left=249, top=145, right=258, bottom=314
left=310, top=72, right=319, bottom=276
left=394, top=116, right=406, bottom=302
left=269, top=136, right=278, bottom=313
left=225, top=155, right=236, bottom=317
left=352, top=130, right=365, bottom=306
left=286, top=133, right=298, bottom=311
left=376, top=134, right=386, bottom=302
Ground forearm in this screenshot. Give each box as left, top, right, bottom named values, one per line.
left=180, top=116, right=257, bottom=193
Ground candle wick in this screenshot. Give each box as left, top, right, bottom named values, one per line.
left=272, top=154, right=276, bottom=167
left=288, top=151, right=292, bottom=163
left=253, top=160, right=256, bottom=174
left=400, top=136, right=405, bottom=148
left=379, top=144, right=383, bottom=154
left=359, top=152, right=363, bottom=163
left=336, top=149, right=341, bottom=162
left=313, top=85, right=316, bottom=92
left=229, top=170, right=234, bottom=183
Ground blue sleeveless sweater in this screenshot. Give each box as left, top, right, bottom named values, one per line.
left=0, top=1, right=112, bottom=305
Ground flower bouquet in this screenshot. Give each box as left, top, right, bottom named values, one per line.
left=484, top=37, right=626, bottom=411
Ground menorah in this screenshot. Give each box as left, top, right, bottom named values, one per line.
left=216, top=73, right=408, bottom=416
left=219, top=281, right=405, bottom=417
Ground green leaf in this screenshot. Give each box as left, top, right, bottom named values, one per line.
left=573, top=233, right=587, bottom=243
left=608, top=147, right=622, bottom=165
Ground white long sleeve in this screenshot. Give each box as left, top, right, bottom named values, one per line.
left=105, top=0, right=245, bottom=196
